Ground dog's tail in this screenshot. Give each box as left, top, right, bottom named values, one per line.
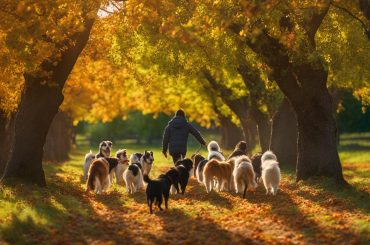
left=143, top=174, right=151, bottom=183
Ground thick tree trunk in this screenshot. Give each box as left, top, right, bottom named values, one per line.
left=270, top=98, right=297, bottom=167
left=43, top=111, right=73, bottom=162
left=1, top=19, right=95, bottom=186
left=219, top=115, right=243, bottom=150
left=294, top=82, right=345, bottom=183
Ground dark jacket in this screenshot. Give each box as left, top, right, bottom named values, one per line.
left=162, top=116, right=206, bottom=155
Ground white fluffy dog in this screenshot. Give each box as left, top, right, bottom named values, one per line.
left=261, top=151, right=281, bottom=196
left=83, top=151, right=95, bottom=181
left=207, top=141, right=225, bottom=161
left=233, top=156, right=258, bottom=198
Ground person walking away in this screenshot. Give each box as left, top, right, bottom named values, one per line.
left=162, top=109, right=206, bottom=164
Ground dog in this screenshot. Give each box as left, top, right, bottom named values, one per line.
left=169, top=158, right=193, bottom=194
left=207, top=141, right=225, bottom=161
left=251, top=153, right=262, bottom=182
left=130, top=150, right=154, bottom=175
left=83, top=140, right=113, bottom=180
left=86, top=150, right=124, bottom=194
left=227, top=141, right=248, bottom=159
left=261, top=151, right=281, bottom=196
left=123, top=161, right=144, bottom=194
left=144, top=174, right=173, bottom=214
left=203, top=158, right=235, bottom=193
left=112, top=149, right=130, bottom=185
left=233, top=156, right=257, bottom=198
left=191, top=153, right=208, bottom=184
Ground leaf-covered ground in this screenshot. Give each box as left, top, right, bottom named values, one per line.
left=1, top=134, right=370, bottom=244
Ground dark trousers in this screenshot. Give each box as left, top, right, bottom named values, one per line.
left=171, top=152, right=186, bottom=164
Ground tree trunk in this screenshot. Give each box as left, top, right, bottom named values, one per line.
left=1, top=19, right=95, bottom=186
left=270, top=98, right=297, bottom=167
left=0, top=112, right=15, bottom=175
left=43, top=111, right=73, bottom=162
left=294, top=79, right=344, bottom=183
left=249, top=108, right=271, bottom=152
left=219, top=115, right=243, bottom=150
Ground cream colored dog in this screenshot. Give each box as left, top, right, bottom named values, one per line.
left=261, top=151, right=281, bottom=196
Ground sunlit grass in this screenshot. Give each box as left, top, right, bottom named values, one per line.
left=0, top=133, right=369, bottom=244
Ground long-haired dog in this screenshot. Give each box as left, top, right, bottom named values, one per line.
left=233, top=156, right=257, bottom=198
left=123, top=161, right=144, bottom=194
left=227, top=141, right=248, bottom=159
left=203, top=158, right=235, bottom=193
left=83, top=140, right=113, bottom=180
left=112, top=149, right=130, bottom=185
left=207, top=141, right=225, bottom=161
left=169, top=158, right=193, bottom=195
left=251, top=153, right=262, bottom=182
left=191, top=153, right=208, bottom=184
left=130, top=150, right=154, bottom=175
left=261, top=151, right=281, bottom=196
left=86, top=149, right=124, bottom=195
left=144, top=174, right=173, bottom=214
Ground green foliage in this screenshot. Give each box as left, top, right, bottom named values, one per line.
left=337, top=92, right=370, bottom=133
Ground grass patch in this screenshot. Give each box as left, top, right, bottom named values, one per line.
left=1, top=133, right=369, bottom=244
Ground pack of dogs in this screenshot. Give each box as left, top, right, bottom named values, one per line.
left=84, top=140, right=281, bottom=214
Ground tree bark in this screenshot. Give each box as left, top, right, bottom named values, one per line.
left=43, top=111, right=73, bottom=162
left=238, top=63, right=271, bottom=151
left=202, top=70, right=253, bottom=151
left=241, top=5, right=346, bottom=183
left=1, top=19, right=95, bottom=186
left=270, top=98, right=297, bottom=167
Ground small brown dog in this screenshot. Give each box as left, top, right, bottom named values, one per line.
left=203, top=158, right=235, bottom=193
left=233, top=156, right=257, bottom=198
left=227, top=141, right=248, bottom=159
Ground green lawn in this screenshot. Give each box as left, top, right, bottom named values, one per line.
left=0, top=134, right=369, bottom=244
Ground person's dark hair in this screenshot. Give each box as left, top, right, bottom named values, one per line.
left=175, top=109, right=186, bottom=118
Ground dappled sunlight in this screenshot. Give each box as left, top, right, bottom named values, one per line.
left=2, top=142, right=369, bottom=244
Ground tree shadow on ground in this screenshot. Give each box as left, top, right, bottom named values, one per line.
left=0, top=164, right=138, bottom=244
left=295, top=178, right=370, bottom=215
left=151, top=208, right=256, bottom=245
left=243, top=183, right=362, bottom=244
left=169, top=179, right=234, bottom=209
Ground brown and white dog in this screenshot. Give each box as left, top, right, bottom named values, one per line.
left=203, top=158, right=235, bottom=193
left=227, top=141, right=248, bottom=159
left=83, top=140, right=113, bottom=180
left=113, top=149, right=130, bottom=185
left=233, top=156, right=257, bottom=198
left=86, top=149, right=129, bottom=194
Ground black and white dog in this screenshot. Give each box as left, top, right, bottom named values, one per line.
left=83, top=140, right=113, bottom=180
left=129, top=150, right=154, bottom=175
left=123, top=151, right=154, bottom=193
left=191, top=153, right=208, bottom=184
left=144, top=174, right=173, bottom=214
left=170, top=158, right=193, bottom=195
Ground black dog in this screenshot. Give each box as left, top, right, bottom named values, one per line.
left=251, top=153, right=262, bottom=182
left=144, top=174, right=172, bottom=214
left=171, top=158, right=193, bottom=195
